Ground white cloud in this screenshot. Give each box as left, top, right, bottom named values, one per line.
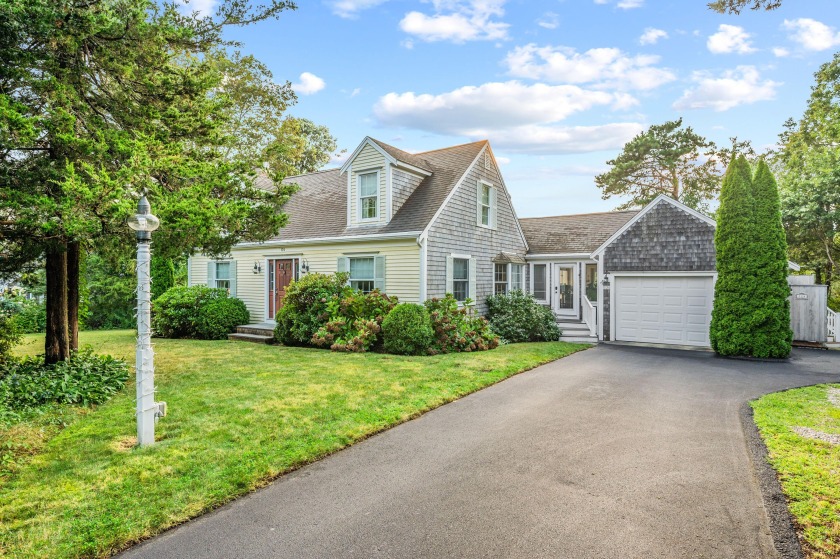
left=373, top=81, right=643, bottom=154
left=292, top=72, right=326, bottom=95
left=673, top=66, right=780, bottom=112
left=351, top=88, right=362, bottom=97
left=537, top=12, right=559, bottom=30
left=399, top=0, right=509, bottom=43
left=639, top=28, right=667, bottom=45
left=329, top=0, right=388, bottom=19
left=772, top=47, right=790, bottom=58
left=783, top=18, right=840, bottom=51
left=617, top=0, right=643, bottom=8
left=485, top=123, right=645, bottom=154
left=504, top=44, right=676, bottom=91
left=707, top=24, right=756, bottom=54
left=176, top=0, right=217, bottom=17
left=495, top=156, right=511, bottom=165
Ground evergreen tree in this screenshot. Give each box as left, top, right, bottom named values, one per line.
left=710, top=156, right=756, bottom=356
left=749, top=160, right=792, bottom=357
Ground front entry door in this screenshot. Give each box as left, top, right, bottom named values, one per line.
left=268, top=259, right=296, bottom=319
left=553, top=264, right=578, bottom=317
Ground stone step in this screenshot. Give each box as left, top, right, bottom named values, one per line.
left=236, top=326, right=275, bottom=336
left=228, top=333, right=275, bottom=344
left=560, top=336, right=599, bottom=344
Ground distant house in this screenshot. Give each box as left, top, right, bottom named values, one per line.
left=187, top=137, right=742, bottom=348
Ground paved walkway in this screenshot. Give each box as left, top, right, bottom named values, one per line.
left=120, top=345, right=840, bottom=559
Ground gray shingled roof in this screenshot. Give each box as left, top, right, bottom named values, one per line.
left=256, top=139, right=488, bottom=242
left=520, top=210, right=639, bottom=254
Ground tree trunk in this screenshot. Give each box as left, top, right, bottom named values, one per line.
left=67, top=241, right=80, bottom=351
left=45, top=246, right=70, bottom=364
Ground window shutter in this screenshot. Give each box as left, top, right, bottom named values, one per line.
left=446, top=255, right=454, bottom=296
left=207, top=262, right=216, bottom=288
left=229, top=260, right=237, bottom=298
left=374, top=256, right=385, bottom=292
left=476, top=182, right=482, bottom=226
left=468, top=257, right=477, bottom=302
left=337, top=257, right=347, bottom=273
left=490, top=187, right=498, bottom=229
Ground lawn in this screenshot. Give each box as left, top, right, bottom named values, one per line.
left=752, top=385, right=840, bottom=559
left=0, top=330, right=585, bottom=559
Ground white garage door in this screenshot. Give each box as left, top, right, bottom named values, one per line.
left=614, top=275, right=714, bottom=347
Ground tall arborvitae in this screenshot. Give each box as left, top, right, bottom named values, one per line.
left=749, top=160, right=792, bottom=357
left=710, top=156, right=756, bottom=356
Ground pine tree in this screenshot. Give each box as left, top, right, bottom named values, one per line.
left=749, top=160, right=792, bottom=357
left=710, top=156, right=756, bottom=355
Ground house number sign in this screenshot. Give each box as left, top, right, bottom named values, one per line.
left=795, top=293, right=808, bottom=300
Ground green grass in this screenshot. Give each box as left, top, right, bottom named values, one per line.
left=0, top=331, right=585, bottom=558
left=752, top=385, right=840, bottom=559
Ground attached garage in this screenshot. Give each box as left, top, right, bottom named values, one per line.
left=592, top=195, right=719, bottom=348
left=612, top=275, right=714, bottom=347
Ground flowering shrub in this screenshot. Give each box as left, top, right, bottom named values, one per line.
left=424, top=295, right=499, bottom=354
left=274, top=273, right=351, bottom=346
left=312, top=290, right=398, bottom=352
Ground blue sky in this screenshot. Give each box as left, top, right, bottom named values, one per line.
left=188, top=0, right=840, bottom=217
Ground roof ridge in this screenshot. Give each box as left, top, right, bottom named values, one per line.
left=283, top=167, right=341, bottom=179
left=416, top=139, right=488, bottom=155
left=520, top=209, right=640, bottom=220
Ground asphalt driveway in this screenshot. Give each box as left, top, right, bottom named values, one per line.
left=120, top=345, right=840, bottom=559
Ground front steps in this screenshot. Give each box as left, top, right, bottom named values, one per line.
left=228, top=323, right=275, bottom=344
left=555, top=318, right=598, bottom=344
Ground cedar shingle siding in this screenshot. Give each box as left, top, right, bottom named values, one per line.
left=601, top=202, right=716, bottom=340
left=426, top=149, right=527, bottom=315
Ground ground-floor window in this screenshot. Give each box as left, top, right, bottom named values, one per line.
left=585, top=263, right=598, bottom=302
left=494, top=263, right=508, bottom=295
left=532, top=263, right=547, bottom=301
left=511, top=264, right=524, bottom=292
left=349, top=257, right=375, bottom=293
left=453, top=257, right=470, bottom=302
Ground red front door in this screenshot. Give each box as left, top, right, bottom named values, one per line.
left=268, top=259, right=296, bottom=319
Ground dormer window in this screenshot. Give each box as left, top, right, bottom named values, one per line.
left=359, top=171, right=379, bottom=220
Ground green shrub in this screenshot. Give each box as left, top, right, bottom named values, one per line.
left=382, top=304, right=434, bottom=355
left=312, top=290, right=398, bottom=352
left=424, top=295, right=499, bottom=354
left=152, top=285, right=247, bottom=339
left=0, top=314, right=21, bottom=359
left=1, top=296, right=46, bottom=334
left=274, top=272, right=350, bottom=345
left=486, top=290, right=561, bottom=343
left=0, top=348, right=129, bottom=410
left=196, top=297, right=250, bottom=340
left=150, top=256, right=176, bottom=301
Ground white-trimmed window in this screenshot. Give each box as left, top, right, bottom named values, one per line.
left=511, top=264, right=524, bottom=292
left=358, top=172, right=378, bottom=220
left=338, top=256, right=385, bottom=293
left=477, top=180, right=496, bottom=228
left=446, top=255, right=476, bottom=303
left=494, top=263, right=508, bottom=295
left=207, top=260, right=237, bottom=297
left=532, top=263, right=547, bottom=302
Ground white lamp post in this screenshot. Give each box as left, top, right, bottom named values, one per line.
left=128, top=194, right=161, bottom=447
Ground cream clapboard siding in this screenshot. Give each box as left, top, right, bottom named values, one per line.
left=426, top=149, right=528, bottom=315
left=349, top=143, right=387, bottom=227
left=189, top=239, right=420, bottom=323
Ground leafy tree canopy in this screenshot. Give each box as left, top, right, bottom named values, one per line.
left=776, top=52, right=840, bottom=286
left=595, top=118, right=753, bottom=212
left=708, top=0, right=782, bottom=14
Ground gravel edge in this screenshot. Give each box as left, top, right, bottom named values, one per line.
left=740, top=402, right=804, bottom=559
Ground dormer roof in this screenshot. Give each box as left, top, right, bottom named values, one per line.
left=255, top=139, right=489, bottom=243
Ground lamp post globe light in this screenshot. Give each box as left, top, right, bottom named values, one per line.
left=128, top=194, right=162, bottom=447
